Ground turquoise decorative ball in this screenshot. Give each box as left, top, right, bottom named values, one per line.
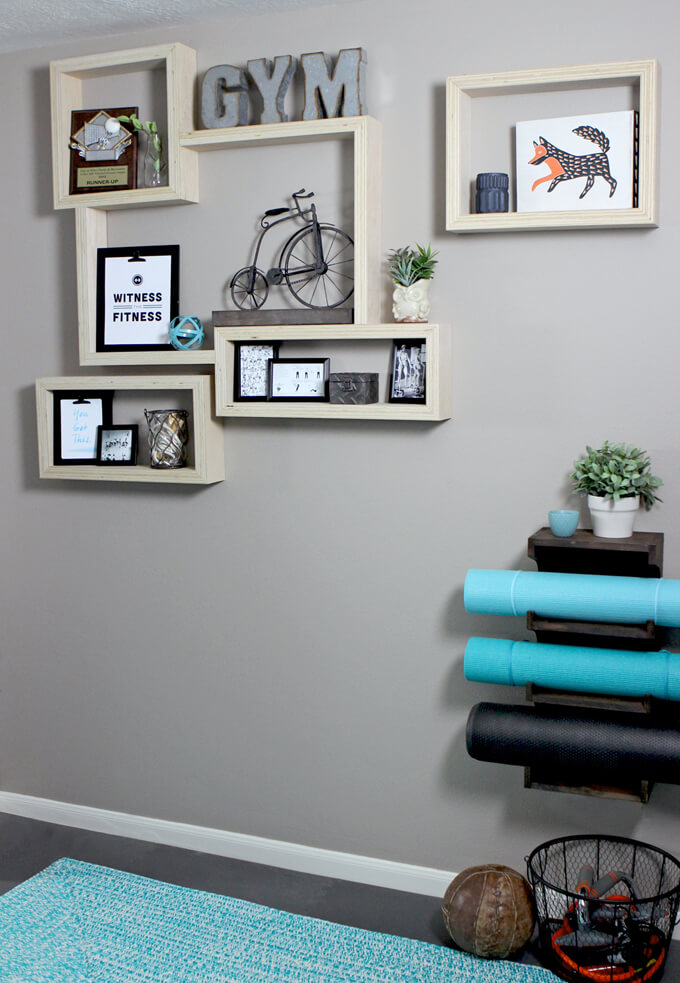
left=169, top=316, right=205, bottom=351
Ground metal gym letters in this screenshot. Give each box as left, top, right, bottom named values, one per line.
left=201, top=49, right=367, bottom=129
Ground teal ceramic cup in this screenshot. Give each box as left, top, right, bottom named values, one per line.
left=549, top=510, right=579, bottom=537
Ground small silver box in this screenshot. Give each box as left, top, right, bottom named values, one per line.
left=329, top=373, right=379, bottom=404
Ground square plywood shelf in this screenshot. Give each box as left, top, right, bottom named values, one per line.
left=214, top=324, right=451, bottom=421
left=36, top=375, right=224, bottom=483
left=446, top=59, right=658, bottom=232
left=50, top=43, right=199, bottom=210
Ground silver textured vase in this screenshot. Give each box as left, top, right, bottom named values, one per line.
left=145, top=409, right=189, bottom=469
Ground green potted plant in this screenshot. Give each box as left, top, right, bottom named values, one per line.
left=388, top=243, right=438, bottom=322
left=570, top=441, right=662, bottom=538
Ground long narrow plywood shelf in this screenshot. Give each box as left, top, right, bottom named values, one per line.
left=50, top=43, right=199, bottom=210
left=180, top=115, right=372, bottom=149
left=446, top=59, right=658, bottom=232
left=36, top=376, right=224, bottom=483
left=215, top=324, right=451, bottom=421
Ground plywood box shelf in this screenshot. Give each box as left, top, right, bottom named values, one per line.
left=36, top=376, right=224, bottom=484
left=68, top=98, right=381, bottom=363
left=50, top=43, right=199, bottom=210
left=446, top=59, right=658, bottom=232
left=74, top=209, right=216, bottom=367
left=180, top=115, right=382, bottom=325
left=215, top=324, right=451, bottom=421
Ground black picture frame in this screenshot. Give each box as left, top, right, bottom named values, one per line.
left=234, top=342, right=281, bottom=401
left=54, top=391, right=114, bottom=465
left=389, top=339, right=427, bottom=404
left=96, top=245, right=180, bottom=352
left=268, top=358, right=330, bottom=401
left=96, top=425, right=139, bottom=466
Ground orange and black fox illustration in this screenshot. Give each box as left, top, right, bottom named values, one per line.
left=528, top=126, right=617, bottom=199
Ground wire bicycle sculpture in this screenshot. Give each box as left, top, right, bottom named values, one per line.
left=230, top=188, right=354, bottom=311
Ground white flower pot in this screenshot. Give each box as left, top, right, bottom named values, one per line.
left=587, top=494, right=640, bottom=539
left=392, top=278, right=431, bottom=322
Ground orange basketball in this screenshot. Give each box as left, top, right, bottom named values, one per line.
left=442, top=864, right=535, bottom=959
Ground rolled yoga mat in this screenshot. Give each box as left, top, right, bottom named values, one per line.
left=466, top=702, right=680, bottom=782
left=464, top=569, right=680, bottom=626
left=464, top=637, right=680, bottom=701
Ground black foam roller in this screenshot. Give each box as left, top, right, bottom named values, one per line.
left=466, top=702, right=680, bottom=783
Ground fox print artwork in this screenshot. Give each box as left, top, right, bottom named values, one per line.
left=515, top=110, right=637, bottom=212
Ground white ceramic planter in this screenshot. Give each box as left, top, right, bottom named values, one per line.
left=587, top=494, right=640, bottom=539
left=392, top=278, right=431, bottom=322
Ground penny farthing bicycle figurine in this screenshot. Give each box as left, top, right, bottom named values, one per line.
left=230, top=188, right=354, bottom=311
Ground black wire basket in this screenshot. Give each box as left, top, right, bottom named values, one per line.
left=526, top=835, right=680, bottom=983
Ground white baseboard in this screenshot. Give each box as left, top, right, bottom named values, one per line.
left=0, top=791, right=454, bottom=898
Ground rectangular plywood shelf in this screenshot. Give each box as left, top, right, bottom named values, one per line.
left=214, top=324, right=451, bottom=420
left=36, top=375, right=224, bottom=483
left=446, top=59, right=658, bottom=232
left=50, top=43, right=199, bottom=209
left=180, top=116, right=382, bottom=325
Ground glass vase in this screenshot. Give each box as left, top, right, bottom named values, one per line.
left=143, top=145, right=167, bottom=188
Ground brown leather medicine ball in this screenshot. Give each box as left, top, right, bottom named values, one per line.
left=441, top=864, right=535, bottom=959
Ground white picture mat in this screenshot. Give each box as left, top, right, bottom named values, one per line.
left=240, top=345, right=276, bottom=397
left=60, top=399, right=104, bottom=460
left=103, top=254, right=173, bottom=346
left=271, top=362, right=327, bottom=397
left=516, top=110, right=635, bottom=212
left=99, top=428, right=134, bottom=461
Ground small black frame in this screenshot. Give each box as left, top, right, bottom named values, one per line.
left=268, top=357, right=330, bottom=401
left=389, top=339, right=427, bottom=404
left=96, top=425, right=139, bottom=465
left=234, top=342, right=281, bottom=401
left=54, top=391, right=114, bottom=465
left=96, top=244, right=179, bottom=352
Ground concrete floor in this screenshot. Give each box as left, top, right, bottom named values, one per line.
left=1, top=812, right=678, bottom=979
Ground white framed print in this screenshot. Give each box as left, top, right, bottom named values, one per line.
left=516, top=110, right=638, bottom=213
left=53, top=391, right=114, bottom=465
left=96, top=245, right=179, bottom=351
left=268, top=358, right=330, bottom=401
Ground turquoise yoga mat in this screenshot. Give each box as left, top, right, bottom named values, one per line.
left=464, top=569, right=680, bottom=627
left=464, top=636, right=680, bottom=701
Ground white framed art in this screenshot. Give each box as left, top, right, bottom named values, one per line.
left=96, top=245, right=179, bottom=352
left=516, top=110, right=638, bottom=213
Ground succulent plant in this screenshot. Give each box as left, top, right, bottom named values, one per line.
left=388, top=244, right=438, bottom=286
left=570, top=441, right=663, bottom=511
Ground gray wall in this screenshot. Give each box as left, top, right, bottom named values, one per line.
left=2, top=0, right=680, bottom=876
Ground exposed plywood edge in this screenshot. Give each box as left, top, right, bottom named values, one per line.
left=450, top=58, right=658, bottom=93
left=180, top=115, right=369, bottom=150
left=449, top=209, right=657, bottom=233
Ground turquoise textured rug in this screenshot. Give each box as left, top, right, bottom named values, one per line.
left=0, top=858, right=557, bottom=982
